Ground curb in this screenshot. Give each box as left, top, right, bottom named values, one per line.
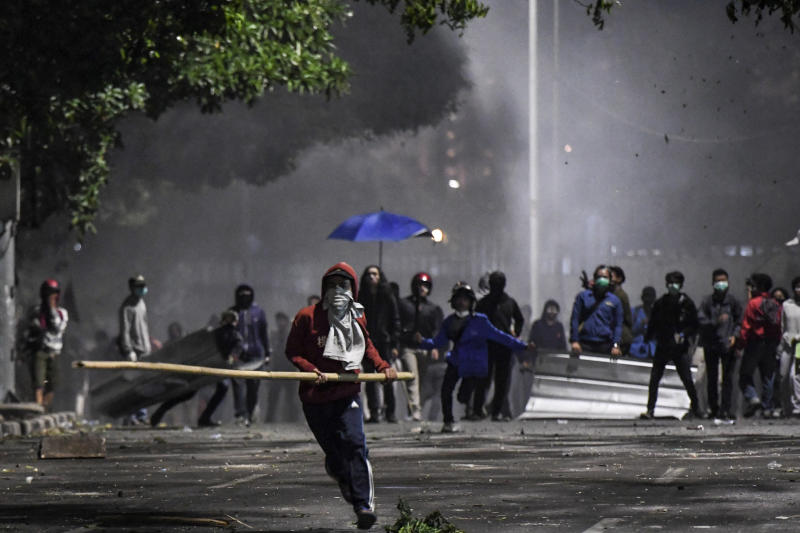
left=0, top=411, right=77, bottom=438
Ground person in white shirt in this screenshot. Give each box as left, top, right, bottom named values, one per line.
left=28, top=279, right=68, bottom=408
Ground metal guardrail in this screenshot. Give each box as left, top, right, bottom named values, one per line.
left=521, top=352, right=695, bottom=419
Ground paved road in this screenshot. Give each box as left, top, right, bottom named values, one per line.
left=1, top=418, right=800, bottom=532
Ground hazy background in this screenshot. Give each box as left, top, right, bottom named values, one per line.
left=15, top=0, right=800, bottom=413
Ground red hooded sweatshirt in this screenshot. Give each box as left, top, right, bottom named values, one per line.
left=285, top=262, right=390, bottom=404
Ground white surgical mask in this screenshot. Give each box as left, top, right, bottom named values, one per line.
left=454, top=310, right=470, bottom=318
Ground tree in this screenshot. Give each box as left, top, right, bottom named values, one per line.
left=0, top=0, right=488, bottom=236
left=579, top=0, right=800, bottom=32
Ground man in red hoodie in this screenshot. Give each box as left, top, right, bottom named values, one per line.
left=738, top=273, right=782, bottom=418
left=285, top=262, right=397, bottom=530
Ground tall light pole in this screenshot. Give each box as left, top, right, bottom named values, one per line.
left=529, top=0, right=539, bottom=311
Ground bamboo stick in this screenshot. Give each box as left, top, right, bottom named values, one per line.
left=73, top=360, right=414, bottom=382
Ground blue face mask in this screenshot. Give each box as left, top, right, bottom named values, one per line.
left=135, top=286, right=148, bottom=297
left=713, top=281, right=728, bottom=292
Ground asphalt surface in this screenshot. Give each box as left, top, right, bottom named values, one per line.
left=1, top=417, right=800, bottom=532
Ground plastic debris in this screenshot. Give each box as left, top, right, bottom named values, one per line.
left=767, top=461, right=782, bottom=470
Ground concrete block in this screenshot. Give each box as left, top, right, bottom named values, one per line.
left=41, top=416, right=55, bottom=430
left=1, top=421, right=21, bottom=437
left=39, top=433, right=106, bottom=459
left=20, top=420, right=32, bottom=435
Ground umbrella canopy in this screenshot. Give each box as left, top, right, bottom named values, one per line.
left=327, top=210, right=431, bottom=268
left=327, top=211, right=430, bottom=242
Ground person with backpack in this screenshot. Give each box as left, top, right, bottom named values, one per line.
left=414, top=282, right=535, bottom=433
left=738, top=273, right=782, bottom=418
left=640, top=271, right=703, bottom=420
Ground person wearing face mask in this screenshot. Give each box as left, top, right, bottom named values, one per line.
left=630, top=287, right=657, bottom=359
left=285, top=262, right=397, bottom=530
left=415, top=282, right=535, bottom=433
left=697, top=269, right=743, bottom=421
left=118, top=274, right=160, bottom=425
left=777, top=277, right=800, bottom=418
left=641, top=271, right=702, bottom=420
left=357, top=265, right=401, bottom=423
left=569, top=265, right=624, bottom=359
left=229, top=284, right=270, bottom=426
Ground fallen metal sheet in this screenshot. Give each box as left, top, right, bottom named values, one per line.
left=521, top=351, right=695, bottom=419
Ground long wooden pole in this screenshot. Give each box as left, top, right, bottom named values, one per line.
left=73, top=360, right=414, bottom=382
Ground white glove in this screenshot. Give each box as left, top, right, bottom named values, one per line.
left=127, top=351, right=137, bottom=362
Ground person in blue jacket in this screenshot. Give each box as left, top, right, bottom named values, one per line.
left=415, top=282, right=534, bottom=433
left=569, top=265, right=624, bottom=357
left=630, top=286, right=657, bottom=359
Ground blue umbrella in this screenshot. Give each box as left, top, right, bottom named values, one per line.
left=328, top=210, right=431, bottom=267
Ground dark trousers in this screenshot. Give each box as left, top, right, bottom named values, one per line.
left=150, top=390, right=196, bottom=426
left=441, top=363, right=481, bottom=424
left=199, top=380, right=229, bottom=423
left=473, top=347, right=513, bottom=417
left=739, top=338, right=779, bottom=409
left=704, top=345, right=736, bottom=416
left=303, top=395, right=373, bottom=512
left=647, top=346, right=699, bottom=413
left=232, top=378, right=259, bottom=420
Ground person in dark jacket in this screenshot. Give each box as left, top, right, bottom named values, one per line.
left=472, top=271, right=525, bottom=421
left=416, top=282, right=534, bottom=433
left=569, top=265, right=624, bottom=357
left=641, top=271, right=702, bottom=420
left=738, top=273, right=782, bottom=418
left=610, top=266, right=634, bottom=355
left=697, top=269, right=743, bottom=420
left=397, top=272, right=444, bottom=421
left=230, top=284, right=270, bottom=426
left=527, top=299, right=568, bottom=359
left=358, top=265, right=401, bottom=423
left=285, top=262, right=397, bottom=530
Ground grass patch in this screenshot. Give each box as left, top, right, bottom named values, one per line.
left=385, top=498, right=465, bottom=533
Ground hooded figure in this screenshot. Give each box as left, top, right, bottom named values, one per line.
left=228, top=283, right=269, bottom=426
left=284, top=262, right=397, bottom=530
left=473, top=271, right=525, bottom=421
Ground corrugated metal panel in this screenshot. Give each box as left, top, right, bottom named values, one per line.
left=521, top=352, right=695, bottom=419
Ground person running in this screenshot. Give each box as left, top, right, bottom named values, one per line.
left=285, top=262, right=397, bottom=530
left=415, top=282, right=534, bottom=433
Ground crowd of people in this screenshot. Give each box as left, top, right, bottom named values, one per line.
left=566, top=265, right=800, bottom=422
left=19, top=262, right=800, bottom=529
